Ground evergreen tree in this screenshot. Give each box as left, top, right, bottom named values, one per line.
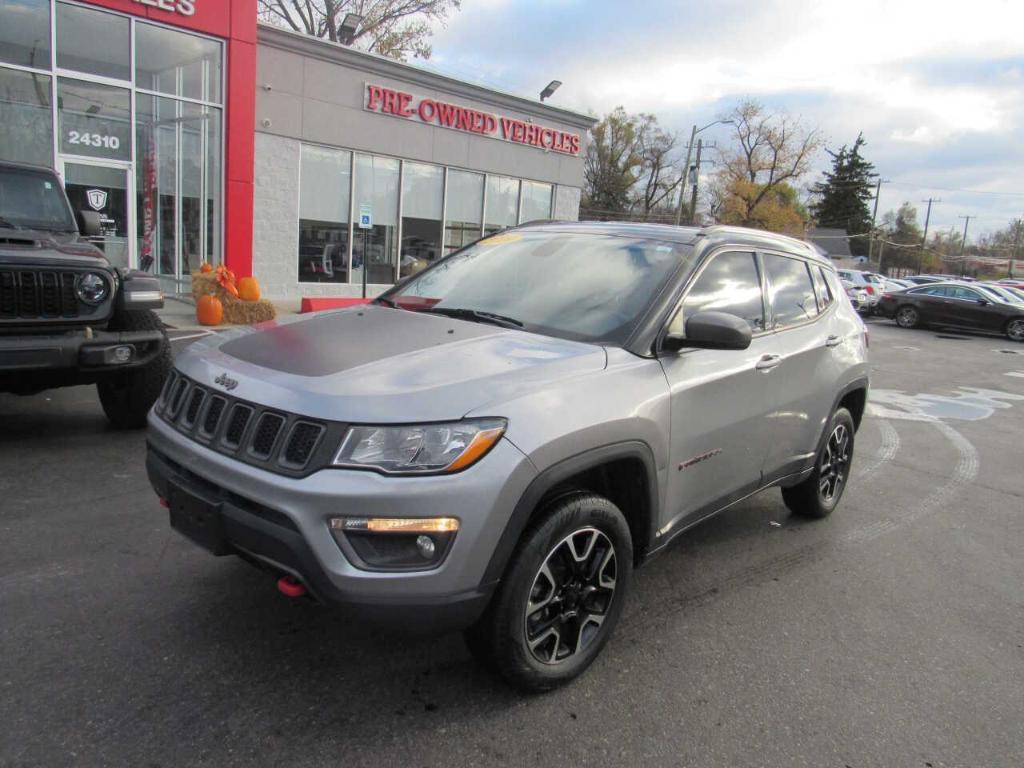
left=810, top=134, right=876, bottom=256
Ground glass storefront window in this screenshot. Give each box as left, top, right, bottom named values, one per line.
left=0, top=0, right=51, bottom=69
left=136, top=94, right=221, bottom=279
left=353, top=154, right=399, bottom=286
left=400, top=161, right=443, bottom=279
left=0, top=67, right=53, bottom=166
left=56, top=2, right=130, bottom=82
left=298, top=145, right=351, bottom=284
left=136, top=22, right=222, bottom=103
left=520, top=181, right=553, bottom=223
left=484, top=175, right=519, bottom=236
left=445, top=169, right=483, bottom=254
left=57, top=77, right=131, bottom=162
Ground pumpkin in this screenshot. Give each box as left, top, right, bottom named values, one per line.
left=238, top=276, right=261, bottom=302
left=196, top=294, right=223, bottom=326
left=199, top=262, right=213, bottom=274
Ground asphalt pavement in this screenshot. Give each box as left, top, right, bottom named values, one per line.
left=2, top=321, right=1023, bottom=767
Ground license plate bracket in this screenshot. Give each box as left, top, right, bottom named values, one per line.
left=168, top=482, right=228, bottom=555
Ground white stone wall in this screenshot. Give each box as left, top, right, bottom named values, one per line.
left=553, top=185, right=582, bottom=221
left=252, top=132, right=300, bottom=299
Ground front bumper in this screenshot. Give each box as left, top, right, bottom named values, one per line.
left=0, top=327, right=165, bottom=372
left=146, top=412, right=537, bottom=632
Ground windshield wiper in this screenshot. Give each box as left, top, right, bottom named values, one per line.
left=0, top=216, right=22, bottom=230
left=422, top=307, right=524, bottom=329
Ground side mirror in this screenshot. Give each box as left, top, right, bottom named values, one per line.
left=77, top=210, right=102, bottom=238
left=977, top=299, right=989, bottom=306
left=662, top=311, right=753, bottom=352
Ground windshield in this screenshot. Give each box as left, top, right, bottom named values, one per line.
left=384, top=230, right=691, bottom=343
left=0, top=167, right=76, bottom=232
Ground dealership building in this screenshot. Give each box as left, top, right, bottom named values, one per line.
left=0, top=0, right=595, bottom=298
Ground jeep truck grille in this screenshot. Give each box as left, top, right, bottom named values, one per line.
left=0, top=269, right=81, bottom=320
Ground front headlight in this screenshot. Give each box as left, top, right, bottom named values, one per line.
left=332, top=418, right=506, bottom=474
left=75, top=272, right=110, bottom=305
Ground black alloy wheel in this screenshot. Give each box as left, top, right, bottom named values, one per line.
left=524, top=527, right=617, bottom=665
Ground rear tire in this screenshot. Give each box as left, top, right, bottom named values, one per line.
left=782, top=407, right=855, bottom=519
left=895, top=305, right=920, bottom=329
left=465, top=492, right=632, bottom=692
left=1006, top=318, right=1024, bottom=343
left=97, top=308, right=171, bottom=429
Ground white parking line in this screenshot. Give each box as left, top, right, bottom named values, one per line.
left=1005, top=371, right=1024, bottom=378
left=167, top=331, right=211, bottom=342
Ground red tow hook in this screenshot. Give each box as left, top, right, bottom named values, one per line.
left=277, top=575, right=307, bottom=598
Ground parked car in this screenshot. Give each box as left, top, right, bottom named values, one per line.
left=0, top=161, right=170, bottom=428
left=836, top=269, right=884, bottom=311
left=147, top=222, right=869, bottom=691
left=989, top=283, right=1024, bottom=303
left=974, top=283, right=1024, bottom=306
left=877, top=282, right=1024, bottom=341
left=881, top=278, right=913, bottom=292
left=996, top=279, right=1024, bottom=290
left=841, top=279, right=871, bottom=314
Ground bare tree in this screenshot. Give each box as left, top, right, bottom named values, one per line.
left=258, top=0, right=460, bottom=61
left=632, top=114, right=684, bottom=217
left=711, top=99, right=822, bottom=229
left=583, top=107, right=644, bottom=215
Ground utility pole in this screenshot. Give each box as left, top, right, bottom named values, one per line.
left=957, top=215, right=973, bottom=278
left=918, top=198, right=940, bottom=274
left=1012, top=217, right=1022, bottom=279
left=867, top=177, right=888, bottom=265
left=674, top=124, right=698, bottom=226
left=689, top=138, right=704, bottom=225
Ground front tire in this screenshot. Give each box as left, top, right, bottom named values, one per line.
left=465, top=492, right=632, bottom=692
left=782, top=407, right=855, bottom=519
left=97, top=308, right=171, bottom=429
left=895, top=305, right=920, bottom=329
left=1006, top=318, right=1024, bottom=343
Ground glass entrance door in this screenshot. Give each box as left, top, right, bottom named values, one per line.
left=62, top=160, right=133, bottom=270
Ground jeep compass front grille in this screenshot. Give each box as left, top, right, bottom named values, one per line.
left=155, top=371, right=339, bottom=477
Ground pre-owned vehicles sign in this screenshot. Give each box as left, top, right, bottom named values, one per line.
left=364, top=84, right=581, bottom=156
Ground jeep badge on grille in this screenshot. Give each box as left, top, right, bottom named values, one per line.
left=214, top=372, right=239, bottom=391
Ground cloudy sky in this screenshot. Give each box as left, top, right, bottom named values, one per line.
left=428, top=0, right=1024, bottom=240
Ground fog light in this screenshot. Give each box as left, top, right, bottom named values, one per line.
left=104, top=345, right=134, bottom=364
left=329, top=517, right=458, bottom=571
left=416, top=535, right=435, bottom=559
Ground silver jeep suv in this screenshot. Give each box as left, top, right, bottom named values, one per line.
left=147, top=223, right=868, bottom=690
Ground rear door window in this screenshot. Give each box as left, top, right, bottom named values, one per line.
left=811, top=266, right=834, bottom=312
left=764, top=254, right=818, bottom=328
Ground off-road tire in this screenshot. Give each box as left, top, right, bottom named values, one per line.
left=97, top=308, right=171, bottom=429
left=465, top=492, right=633, bottom=692
left=782, top=407, right=855, bottom=519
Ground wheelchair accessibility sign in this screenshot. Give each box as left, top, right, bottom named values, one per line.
left=358, top=204, right=372, bottom=229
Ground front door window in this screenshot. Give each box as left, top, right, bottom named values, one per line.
left=63, top=161, right=131, bottom=270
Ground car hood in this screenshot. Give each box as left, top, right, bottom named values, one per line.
left=175, top=305, right=608, bottom=423
left=0, top=228, right=107, bottom=267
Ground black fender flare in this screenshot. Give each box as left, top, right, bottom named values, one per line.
left=481, top=440, right=661, bottom=585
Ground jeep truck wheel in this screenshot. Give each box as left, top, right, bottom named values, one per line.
left=465, top=492, right=632, bottom=692
left=97, top=309, right=171, bottom=429
left=782, top=407, right=855, bottom=519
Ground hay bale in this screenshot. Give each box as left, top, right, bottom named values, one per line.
left=190, top=270, right=277, bottom=325
left=223, top=298, right=277, bottom=325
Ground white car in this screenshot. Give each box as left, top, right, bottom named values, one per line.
left=841, top=279, right=871, bottom=314
left=836, top=269, right=885, bottom=310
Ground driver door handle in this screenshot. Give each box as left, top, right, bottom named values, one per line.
left=825, top=335, right=843, bottom=348
left=755, top=354, right=782, bottom=372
